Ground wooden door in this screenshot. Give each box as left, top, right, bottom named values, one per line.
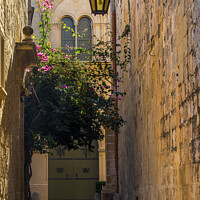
left=48, top=144, right=99, bottom=200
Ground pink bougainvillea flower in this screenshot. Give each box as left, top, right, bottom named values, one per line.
left=37, top=52, right=43, bottom=57
left=51, top=48, right=56, bottom=52
left=26, top=68, right=31, bottom=72
left=66, top=44, right=69, bottom=47
left=117, top=97, right=122, bottom=100
left=43, top=56, right=48, bottom=62
left=65, top=55, right=70, bottom=59
left=36, top=45, right=41, bottom=51
left=62, top=85, right=68, bottom=89
left=41, top=66, right=46, bottom=69
left=44, top=65, right=51, bottom=71
left=38, top=68, right=41, bottom=71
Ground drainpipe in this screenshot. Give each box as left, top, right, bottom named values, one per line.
left=111, top=0, right=119, bottom=193
left=28, top=0, right=35, bottom=25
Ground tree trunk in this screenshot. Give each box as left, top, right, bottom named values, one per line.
left=24, top=135, right=33, bottom=200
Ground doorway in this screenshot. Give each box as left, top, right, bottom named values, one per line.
left=48, top=144, right=99, bottom=200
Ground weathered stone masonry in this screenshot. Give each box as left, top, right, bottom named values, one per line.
left=0, top=1, right=36, bottom=199
left=116, top=0, right=200, bottom=199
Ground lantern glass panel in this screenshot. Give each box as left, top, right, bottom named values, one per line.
left=89, top=0, right=110, bottom=14
left=104, top=0, right=109, bottom=11
left=90, top=0, right=96, bottom=11
left=97, top=0, right=104, bottom=11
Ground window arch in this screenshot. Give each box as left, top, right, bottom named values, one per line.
left=77, top=17, right=92, bottom=61
left=61, top=17, right=75, bottom=54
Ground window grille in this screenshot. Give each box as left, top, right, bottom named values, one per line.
left=61, top=17, right=75, bottom=54
left=77, top=17, right=92, bottom=61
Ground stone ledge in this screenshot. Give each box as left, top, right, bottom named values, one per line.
left=15, top=41, right=37, bottom=67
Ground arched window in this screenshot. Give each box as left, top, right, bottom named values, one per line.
left=61, top=17, right=75, bottom=54
left=77, top=17, right=92, bottom=61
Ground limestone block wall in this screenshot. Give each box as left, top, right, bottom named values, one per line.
left=0, top=0, right=28, bottom=199
left=116, top=0, right=200, bottom=199
left=30, top=152, right=48, bottom=200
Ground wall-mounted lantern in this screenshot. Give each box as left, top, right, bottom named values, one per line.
left=89, top=0, right=110, bottom=15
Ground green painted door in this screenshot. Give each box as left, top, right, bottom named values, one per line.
left=48, top=144, right=99, bottom=200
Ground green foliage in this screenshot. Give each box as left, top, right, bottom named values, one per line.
left=25, top=60, right=124, bottom=151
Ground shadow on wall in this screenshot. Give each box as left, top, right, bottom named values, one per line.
left=3, top=27, right=36, bottom=199
left=2, top=49, right=24, bottom=199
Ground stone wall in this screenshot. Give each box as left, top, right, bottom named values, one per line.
left=0, top=0, right=28, bottom=199
left=30, top=152, right=48, bottom=200
left=116, top=0, right=200, bottom=199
